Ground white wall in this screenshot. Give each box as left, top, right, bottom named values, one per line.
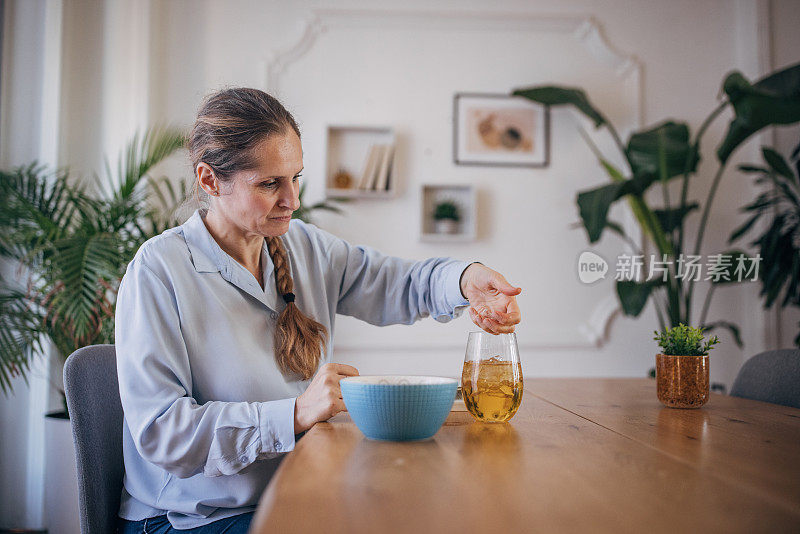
left=122, top=0, right=788, bottom=386
left=0, top=0, right=53, bottom=529
left=1, top=0, right=798, bottom=529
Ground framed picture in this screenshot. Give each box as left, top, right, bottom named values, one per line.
left=453, top=93, right=549, bottom=168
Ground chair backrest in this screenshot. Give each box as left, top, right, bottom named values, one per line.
left=730, top=349, right=800, bottom=408
left=63, top=344, right=124, bottom=534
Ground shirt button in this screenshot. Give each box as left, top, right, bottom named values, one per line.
left=274, top=441, right=281, bottom=451
left=239, top=455, right=247, bottom=463
left=271, top=312, right=278, bottom=319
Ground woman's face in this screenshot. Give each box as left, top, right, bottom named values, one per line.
left=212, top=131, right=303, bottom=238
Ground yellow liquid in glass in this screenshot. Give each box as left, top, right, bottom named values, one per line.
left=461, top=357, right=523, bottom=422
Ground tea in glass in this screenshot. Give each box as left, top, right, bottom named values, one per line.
left=462, top=332, right=523, bottom=423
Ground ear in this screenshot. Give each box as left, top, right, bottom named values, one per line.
left=196, top=162, right=220, bottom=196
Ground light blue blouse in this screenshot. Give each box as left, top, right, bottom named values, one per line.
left=114, top=209, right=471, bottom=529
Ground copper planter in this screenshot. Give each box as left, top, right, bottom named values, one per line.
left=655, top=353, right=709, bottom=408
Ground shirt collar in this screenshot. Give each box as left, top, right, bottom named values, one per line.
left=181, top=209, right=227, bottom=273
left=180, top=210, right=281, bottom=311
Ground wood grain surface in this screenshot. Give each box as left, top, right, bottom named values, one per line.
left=250, top=378, right=800, bottom=533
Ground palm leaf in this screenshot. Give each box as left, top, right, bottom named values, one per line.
left=112, top=127, right=185, bottom=203
left=0, top=126, right=188, bottom=395
left=43, top=233, right=121, bottom=344
left=0, top=165, right=78, bottom=262
left=0, top=287, right=46, bottom=394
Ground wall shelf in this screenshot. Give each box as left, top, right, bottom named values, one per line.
left=420, top=184, right=477, bottom=242
left=325, top=125, right=397, bottom=199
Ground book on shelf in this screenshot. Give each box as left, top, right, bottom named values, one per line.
left=357, top=143, right=395, bottom=192
left=358, top=145, right=383, bottom=190
left=373, top=144, right=394, bottom=191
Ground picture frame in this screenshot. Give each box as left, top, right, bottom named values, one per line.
left=453, top=93, right=550, bottom=168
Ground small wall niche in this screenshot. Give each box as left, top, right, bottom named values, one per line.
left=325, top=125, right=397, bottom=199
left=420, top=184, right=477, bottom=242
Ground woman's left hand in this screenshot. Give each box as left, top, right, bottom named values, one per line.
left=460, top=263, right=522, bottom=335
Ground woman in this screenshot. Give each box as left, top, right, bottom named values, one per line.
left=116, top=88, right=521, bottom=533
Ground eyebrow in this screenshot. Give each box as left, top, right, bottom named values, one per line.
left=254, top=168, right=304, bottom=181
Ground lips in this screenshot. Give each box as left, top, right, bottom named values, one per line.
left=270, top=216, right=292, bottom=222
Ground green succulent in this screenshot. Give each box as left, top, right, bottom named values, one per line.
left=654, top=323, right=720, bottom=356
left=433, top=200, right=460, bottom=222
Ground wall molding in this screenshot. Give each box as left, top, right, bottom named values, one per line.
left=264, top=8, right=643, bottom=349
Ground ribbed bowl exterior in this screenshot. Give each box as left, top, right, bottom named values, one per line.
left=340, top=379, right=458, bottom=441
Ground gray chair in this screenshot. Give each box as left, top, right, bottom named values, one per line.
left=63, top=344, right=124, bottom=534
left=730, top=349, right=800, bottom=408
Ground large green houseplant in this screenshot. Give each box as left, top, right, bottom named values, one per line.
left=0, top=128, right=185, bottom=399
left=513, top=62, right=800, bottom=344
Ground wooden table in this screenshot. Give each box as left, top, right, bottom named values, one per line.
left=251, top=379, right=800, bottom=533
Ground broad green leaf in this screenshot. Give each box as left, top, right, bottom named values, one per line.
left=512, top=86, right=606, bottom=128
left=717, top=63, right=800, bottom=163
left=577, top=182, right=626, bottom=243
left=616, top=280, right=662, bottom=317
left=626, top=121, right=698, bottom=185
left=577, top=179, right=671, bottom=254
left=654, top=203, right=699, bottom=233
left=596, top=159, right=672, bottom=255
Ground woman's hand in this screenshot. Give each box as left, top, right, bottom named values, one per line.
left=294, top=363, right=359, bottom=433
left=460, top=263, right=522, bottom=335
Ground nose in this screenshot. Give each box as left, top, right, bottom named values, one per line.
left=278, top=182, right=300, bottom=211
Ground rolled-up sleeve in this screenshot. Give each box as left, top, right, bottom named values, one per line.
left=319, top=232, right=471, bottom=325
left=115, top=260, right=296, bottom=479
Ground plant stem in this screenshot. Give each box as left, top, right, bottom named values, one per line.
left=605, top=122, right=628, bottom=161
left=686, top=161, right=728, bottom=321
left=677, top=103, right=722, bottom=322
left=693, top=161, right=729, bottom=255
left=658, top=129, right=671, bottom=214
left=653, top=291, right=667, bottom=332
left=678, top=102, right=728, bottom=256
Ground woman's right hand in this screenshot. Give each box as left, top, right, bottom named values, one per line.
left=293, top=363, right=359, bottom=433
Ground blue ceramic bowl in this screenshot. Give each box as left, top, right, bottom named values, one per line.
left=340, top=375, right=458, bottom=441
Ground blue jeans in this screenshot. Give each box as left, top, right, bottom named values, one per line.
left=118, top=512, right=253, bottom=533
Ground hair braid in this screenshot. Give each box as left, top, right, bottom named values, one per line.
left=266, top=236, right=328, bottom=379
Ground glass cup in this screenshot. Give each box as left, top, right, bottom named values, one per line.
left=462, top=332, right=523, bottom=423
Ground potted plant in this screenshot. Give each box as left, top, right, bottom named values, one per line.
left=0, top=127, right=186, bottom=404
left=654, top=324, right=719, bottom=408
left=433, top=200, right=460, bottom=234
left=730, top=144, right=800, bottom=346
left=512, top=62, right=800, bottom=346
